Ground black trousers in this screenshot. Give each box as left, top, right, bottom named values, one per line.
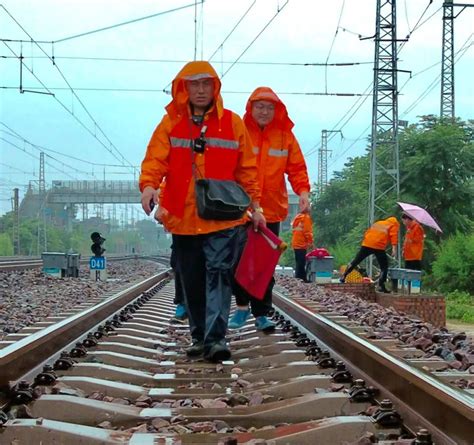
left=405, top=260, right=422, bottom=270
left=173, top=227, right=239, bottom=350
left=344, top=246, right=388, bottom=285
left=170, top=237, right=184, bottom=305
left=233, top=222, right=280, bottom=317
left=294, top=249, right=307, bottom=280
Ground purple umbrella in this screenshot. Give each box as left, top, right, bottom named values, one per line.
left=397, top=202, right=443, bottom=233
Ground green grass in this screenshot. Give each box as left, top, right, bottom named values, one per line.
left=446, top=291, right=474, bottom=323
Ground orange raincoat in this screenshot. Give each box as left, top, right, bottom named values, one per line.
left=403, top=221, right=425, bottom=260
left=291, top=213, right=313, bottom=249
left=361, top=217, right=399, bottom=250
left=243, top=87, right=310, bottom=223
left=139, top=61, right=260, bottom=235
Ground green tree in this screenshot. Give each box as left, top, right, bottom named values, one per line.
left=399, top=116, right=474, bottom=236
left=0, top=233, right=13, bottom=255
left=431, top=232, right=474, bottom=294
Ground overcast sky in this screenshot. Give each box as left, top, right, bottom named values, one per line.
left=0, top=0, right=473, bottom=216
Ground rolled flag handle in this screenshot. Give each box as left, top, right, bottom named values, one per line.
left=259, top=225, right=287, bottom=251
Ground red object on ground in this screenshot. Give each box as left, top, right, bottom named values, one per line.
left=306, top=247, right=330, bottom=259
left=235, top=225, right=286, bottom=300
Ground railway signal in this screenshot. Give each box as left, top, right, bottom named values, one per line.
left=90, top=232, right=107, bottom=281
left=90, top=232, right=106, bottom=257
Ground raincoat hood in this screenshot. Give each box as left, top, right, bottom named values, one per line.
left=244, top=87, right=294, bottom=131
left=385, top=217, right=399, bottom=226
left=165, top=61, right=224, bottom=122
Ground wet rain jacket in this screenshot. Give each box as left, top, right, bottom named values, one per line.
left=139, top=61, right=260, bottom=235
left=361, top=217, right=399, bottom=250
left=243, top=87, right=310, bottom=223
left=291, top=212, right=313, bottom=249
left=403, top=221, right=425, bottom=261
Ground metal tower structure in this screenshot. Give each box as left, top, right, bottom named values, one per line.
left=12, top=188, right=20, bottom=255
left=39, top=152, right=46, bottom=195
left=441, top=1, right=473, bottom=119
left=441, top=0, right=455, bottom=118
left=318, top=130, right=342, bottom=197
left=368, top=0, right=400, bottom=275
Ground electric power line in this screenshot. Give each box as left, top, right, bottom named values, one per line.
left=221, top=0, right=290, bottom=78
left=208, top=0, right=257, bottom=61
left=324, top=0, right=346, bottom=94
left=0, top=55, right=373, bottom=66
left=0, top=122, right=139, bottom=170
left=1, top=5, right=136, bottom=173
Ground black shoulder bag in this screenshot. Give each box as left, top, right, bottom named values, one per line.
left=191, top=123, right=251, bottom=221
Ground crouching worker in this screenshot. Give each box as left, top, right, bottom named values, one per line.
left=140, top=61, right=264, bottom=362
left=340, top=217, right=399, bottom=293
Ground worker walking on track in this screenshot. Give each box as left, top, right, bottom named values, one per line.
left=340, top=216, right=400, bottom=293
left=139, top=61, right=265, bottom=362
left=229, top=86, right=310, bottom=331
left=402, top=213, right=425, bottom=270
left=291, top=209, right=314, bottom=281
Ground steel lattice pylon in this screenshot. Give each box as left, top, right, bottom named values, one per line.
left=12, top=188, right=20, bottom=255
left=441, top=0, right=455, bottom=118
left=318, top=130, right=328, bottom=197
left=318, top=129, right=342, bottom=198
left=368, top=0, right=400, bottom=275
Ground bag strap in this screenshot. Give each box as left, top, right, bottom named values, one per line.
left=186, top=117, right=207, bottom=181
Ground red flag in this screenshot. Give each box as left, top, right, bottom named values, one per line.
left=235, top=225, right=286, bottom=300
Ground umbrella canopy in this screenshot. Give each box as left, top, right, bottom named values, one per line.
left=397, top=202, right=443, bottom=233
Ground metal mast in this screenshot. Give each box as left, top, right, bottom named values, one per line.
left=318, top=130, right=328, bottom=197
left=368, top=0, right=400, bottom=275
left=318, top=129, right=342, bottom=197
left=441, top=0, right=455, bottom=118
left=39, top=152, right=46, bottom=195
left=440, top=2, right=473, bottom=119
left=12, top=188, right=20, bottom=255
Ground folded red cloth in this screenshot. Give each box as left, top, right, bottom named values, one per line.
left=235, top=226, right=285, bottom=300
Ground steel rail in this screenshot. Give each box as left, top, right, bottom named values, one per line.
left=0, top=254, right=143, bottom=272
left=273, top=291, right=474, bottom=445
left=0, top=271, right=168, bottom=390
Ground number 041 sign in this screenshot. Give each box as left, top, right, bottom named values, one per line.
left=89, top=256, right=106, bottom=270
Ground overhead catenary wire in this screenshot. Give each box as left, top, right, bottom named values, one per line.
left=54, top=2, right=200, bottom=44
left=324, top=0, right=346, bottom=94
left=161, top=0, right=258, bottom=93
left=304, top=0, right=441, bottom=162
left=1, top=5, right=136, bottom=173
left=207, top=0, right=257, bottom=61
left=221, top=0, right=289, bottom=79
left=0, top=123, right=139, bottom=170
left=0, top=137, right=79, bottom=180
left=326, top=34, right=474, bottom=172
left=1, top=41, right=135, bottom=173
left=0, top=54, right=373, bottom=66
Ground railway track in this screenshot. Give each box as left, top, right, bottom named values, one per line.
left=0, top=271, right=472, bottom=444
left=0, top=254, right=153, bottom=272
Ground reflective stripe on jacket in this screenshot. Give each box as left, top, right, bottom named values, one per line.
left=291, top=213, right=313, bottom=249
left=244, top=87, right=310, bottom=223
left=361, top=217, right=399, bottom=250
left=403, top=221, right=425, bottom=260
left=139, top=61, right=260, bottom=235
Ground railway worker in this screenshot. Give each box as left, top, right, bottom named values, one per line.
left=228, top=86, right=311, bottom=331
left=291, top=209, right=314, bottom=281
left=401, top=213, right=425, bottom=270
left=340, top=216, right=400, bottom=293
left=139, top=61, right=264, bottom=362
left=169, top=239, right=187, bottom=321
